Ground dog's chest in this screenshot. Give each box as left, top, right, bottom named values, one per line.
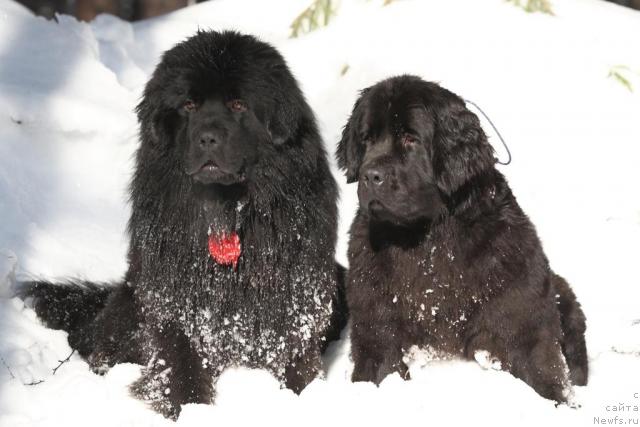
left=383, top=241, right=485, bottom=348
left=137, top=246, right=333, bottom=372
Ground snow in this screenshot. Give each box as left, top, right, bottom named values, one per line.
left=474, top=350, right=503, bottom=371
left=1, top=0, right=639, bottom=425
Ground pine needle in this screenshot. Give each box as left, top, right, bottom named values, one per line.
left=608, top=65, right=635, bottom=92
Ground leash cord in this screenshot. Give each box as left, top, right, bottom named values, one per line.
left=464, top=99, right=512, bottom=166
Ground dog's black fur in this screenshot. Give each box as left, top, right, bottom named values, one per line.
left=22, top=30, right=346, bottom=419
left=337, top=75, right=587, bottom=403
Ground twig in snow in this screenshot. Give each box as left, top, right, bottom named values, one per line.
left=1, top=355, right=15, bottom=380
left=52, top=349, right=75, bottom=375
left=25, top=379, right=45, bottom=386
left=611, top=346, right=640, bottom=357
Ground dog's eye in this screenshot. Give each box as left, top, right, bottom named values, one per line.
left=183, top=99, right=197, bottom=113
left=227, top=99, right=248, bottom=113
left=401, top=134, right=418, bottom=147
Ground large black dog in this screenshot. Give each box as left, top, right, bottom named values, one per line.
left=24, top=30, right=345, bottom=418
left=337, top=75, right=587, bottom=403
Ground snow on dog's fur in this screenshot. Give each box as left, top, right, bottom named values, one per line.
left=338, top=75, right=588, bottom=403
left=22, top=30, right=346, bottom=419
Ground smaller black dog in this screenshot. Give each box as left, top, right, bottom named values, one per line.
left=337, top=75, right=588, bottom=403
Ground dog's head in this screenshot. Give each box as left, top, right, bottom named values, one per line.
left=337, top=75, right=496, bottom=226
left=137, top=30, right=310, bottom=187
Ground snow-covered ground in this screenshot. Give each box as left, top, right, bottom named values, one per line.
left=1, top=0, right=639, bottom=425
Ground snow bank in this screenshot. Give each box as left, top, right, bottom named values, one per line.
left=1, top=0, right=639, bottom=425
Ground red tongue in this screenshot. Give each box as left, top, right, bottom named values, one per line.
left=208, top=232, right=241, bottom=269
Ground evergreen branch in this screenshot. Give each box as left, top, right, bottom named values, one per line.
left=506, top=0, right=554, bottom=15
left=290, top=0, right=336, bottom=38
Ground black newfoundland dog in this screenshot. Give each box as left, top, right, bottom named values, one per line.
left=337, top=75, right=587, bottom=403
left=24, top=30, right=345, bottom=418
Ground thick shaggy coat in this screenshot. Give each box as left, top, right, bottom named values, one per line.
left=337, top=75, right=588, bottom=403
left=25, top=30, right=345, bottom=419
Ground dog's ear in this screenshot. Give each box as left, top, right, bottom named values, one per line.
left=430, top=91, right=496, bottom=196
left=136, top=73, right=178, bottom=147
left=266, top=113, right=293, bottom=145
left=336, top=89, right=370, bottom=183
left=136, top=91, right=158, bottom=144
left=263, top=66, right=308, bottom=146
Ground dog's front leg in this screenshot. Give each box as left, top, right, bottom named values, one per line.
left=131, top=323, right=214, bottom=420
left=350, top=322, right=409, bottom=385
left=282, top=348, right=322, bottom=394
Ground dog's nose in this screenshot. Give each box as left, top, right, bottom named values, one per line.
left=363, top=168, right=385, bottom=186
left=198, top=131, right=218, bottom=147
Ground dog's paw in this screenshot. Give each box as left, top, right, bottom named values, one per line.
left=564, top=393, right=581, bottom=409
left=87, top=352, right=111, bottom=375
left=131, top=366, right=179, bottom=419
left=150, top=396, right=180, bottom=421
left=87, top=346, right=123, bottom=375
left=473, top=350, right=502, bottom=370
